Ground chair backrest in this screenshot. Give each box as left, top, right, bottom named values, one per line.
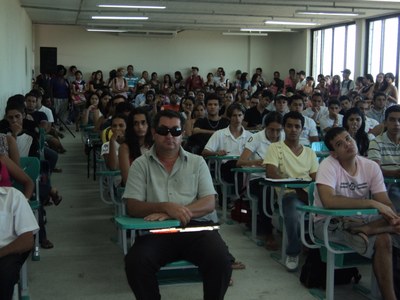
left=39, top=127, right=46, bottom=160
left=308, top=182, right=316, bottom=205
left=311, top=141, right=329, bottom=152
left=14, top=157, right=40, bottom=201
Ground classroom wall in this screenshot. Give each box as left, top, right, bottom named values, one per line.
left=268, top=30, right=310, bottom=78
left=33, top=25, right=307, bottom=84
left=0, top=0, right=33, bottom=108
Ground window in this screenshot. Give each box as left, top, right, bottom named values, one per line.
left=311, top=23, right=356, bottom=78
left=367, top=15, right=399, bottom=86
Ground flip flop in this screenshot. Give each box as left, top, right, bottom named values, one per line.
left=343, top=230, right=369, bottom=255
left=50, top=189, right=63, bottom=206
left=40, top=239, right=54, bottom=249
left=265, top=238, right=279, bottom=251
left=231, top=261, right=246, bottom=270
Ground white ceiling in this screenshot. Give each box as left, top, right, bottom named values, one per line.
left=20, top=0, right=400, bottom=35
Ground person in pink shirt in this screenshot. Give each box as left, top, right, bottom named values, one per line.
left=283, top=68, right=297, bottom=94
left=314, top=127, right=400, bottom=300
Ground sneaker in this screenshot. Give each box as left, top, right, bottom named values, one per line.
left=285, top=255, right=299, bottom=272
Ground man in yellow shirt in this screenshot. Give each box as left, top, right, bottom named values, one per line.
left=264, top=111, right=318, bottom=271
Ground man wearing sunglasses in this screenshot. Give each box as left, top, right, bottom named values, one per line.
left=123, top=110, right=232, bottom=300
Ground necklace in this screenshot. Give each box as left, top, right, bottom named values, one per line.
left=207, top=118, right=221, bottom=130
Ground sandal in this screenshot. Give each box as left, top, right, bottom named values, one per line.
left=231, top=261, right=246, bottom=270
left=40, top=239, right=54, bottom=249
left=265, top=235, right=279, bottom=251
left=50, top=189, right=63, bottom=206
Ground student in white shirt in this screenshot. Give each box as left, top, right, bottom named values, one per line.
left=237, top=111, right=284, bottom=250
left=202, top=103, right=252, bottom=183
left=302, top=92, right=328, bottom=124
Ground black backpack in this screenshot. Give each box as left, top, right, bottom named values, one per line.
left=300, top=249, right=361, bottom=289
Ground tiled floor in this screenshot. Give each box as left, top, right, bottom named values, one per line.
left=27, top=129, right=374, bottom=300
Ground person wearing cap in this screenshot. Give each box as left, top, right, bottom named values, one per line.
left=295, top=71, right=306, bottom=91
left=340, top=69, right=355, bottom=96
left=185, top=67, right=204, bottom=91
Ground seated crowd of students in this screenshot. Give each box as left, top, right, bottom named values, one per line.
left=1, top=63, right=400, bottom=299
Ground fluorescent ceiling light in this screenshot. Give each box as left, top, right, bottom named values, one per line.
left=240, top=28, right=291, bottom=32
left=265, top=20, right=319, bottom=26
left=86, top=28, right=128, bottom=32
left=92, top=16, right=148, bottom=20
left=222, top=32, right=269, bottom=36
left=97, top=5, right=166, bottom=9
left=296, top=10, right=361, bottom=16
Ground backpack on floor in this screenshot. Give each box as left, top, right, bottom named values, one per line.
left=300, top=248, right=361, bottom=289
left=230, top=197, right=251, bottom=224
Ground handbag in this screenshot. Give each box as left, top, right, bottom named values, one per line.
left=230, top=197, right=251, bottom=224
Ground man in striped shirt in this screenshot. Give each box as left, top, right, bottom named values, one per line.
left=368, top=104, right=400, bottom=212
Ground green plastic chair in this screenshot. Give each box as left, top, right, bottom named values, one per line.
left=114, top=215, right=201, bottom=285
left=13, top=156, right=41, bottom=300
left=17, top=156, right=41, bottom=261
left=298, top=182, right=378, bottom=300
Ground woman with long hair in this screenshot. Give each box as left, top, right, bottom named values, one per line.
left=161, top=74, right=173, bottom=96
left=343, top=107, right=371, bottom=157
left=110, top=68, right=128, bottom=98
left=249, top=73, right=261, bottom=96
left=380, top=72, right=398, bottom=105
left=360, top=74, right=375, bottom=100
left=328, top=75, right=341, bottom=100
left=149, top=72, right=161, bottom=93
left=118, top=108, right=153, bottom=185
left=89, top=70, right=106, bottom=95
left=205, top=72, right=215, bottom=93
left=374, top=72, right=385, bottom=93
left=82, top=92, right=101, bottom=127
left=173, top=71, right=185, bottom=90
left=184, top=101, right=206, bottom=137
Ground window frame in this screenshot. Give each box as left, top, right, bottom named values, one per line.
left=310, top=21, right=356, bottom=77
left=365, top=13, right=400, bottom=88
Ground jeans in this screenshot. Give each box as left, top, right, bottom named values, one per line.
left=282, top=192, right=303, bottom=256
left=387, top=183, right=400, bottom=213
left=125, top=222, right=232, bottom=300
left=53, top=98, right=69, bottom=123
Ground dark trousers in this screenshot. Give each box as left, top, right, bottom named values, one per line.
left=0, top=251, right=30, bottom=300
left=125, top=225, right=232, bottom=300
left=44, top=147, right=58, bottom=173
left=249, top=179, right=274, bottom=235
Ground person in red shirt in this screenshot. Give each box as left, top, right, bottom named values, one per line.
left=185, top=67, right=204, bottom=91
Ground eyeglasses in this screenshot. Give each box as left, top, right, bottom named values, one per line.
left=155, top=126, right=182, bottom=137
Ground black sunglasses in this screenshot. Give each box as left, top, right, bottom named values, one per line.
left=155, top=126, right=182, bottom=137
